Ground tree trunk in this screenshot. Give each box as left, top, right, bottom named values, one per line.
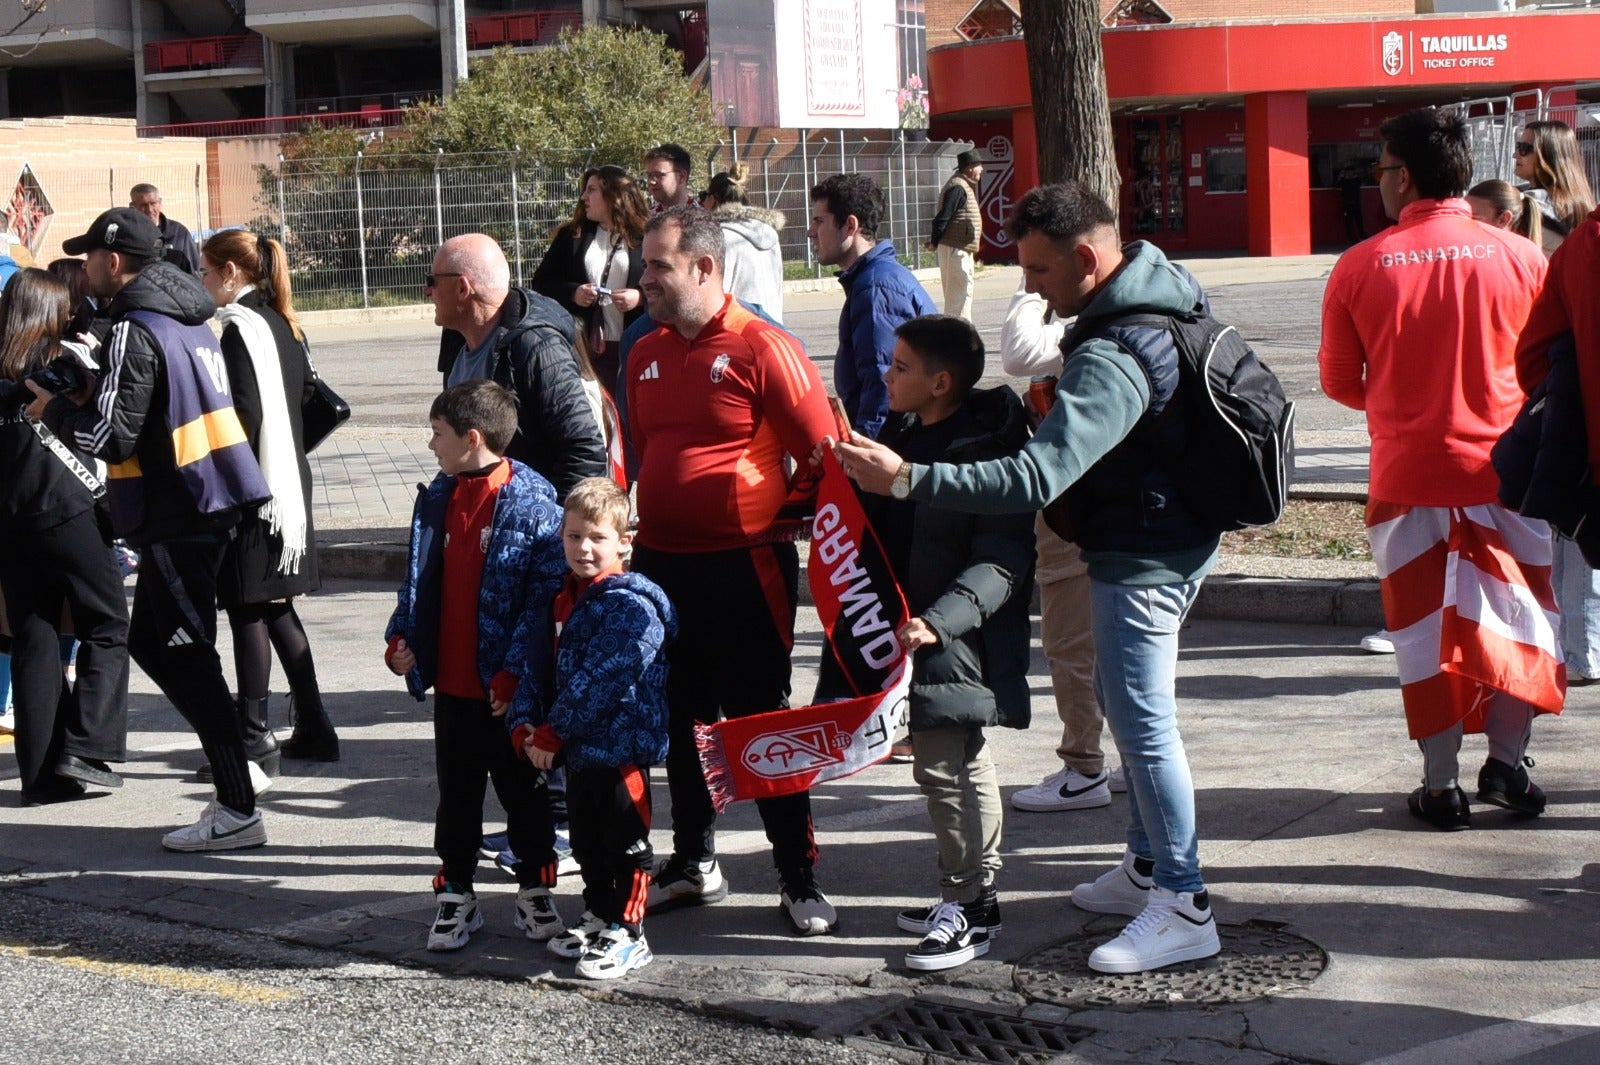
left=1017, top=0, right=1121, bottom=212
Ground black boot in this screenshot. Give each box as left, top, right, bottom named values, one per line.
left=197, top=695, right=281, bottom=782
left=280, top=692, right=340, bottom=762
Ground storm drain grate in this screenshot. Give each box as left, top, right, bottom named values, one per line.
left=1015, top=920, right=1327, bottom=1009
left=852, top=999, right=1093, bottom=1063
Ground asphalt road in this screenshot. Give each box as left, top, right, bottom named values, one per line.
left=0, top=891, right=894, bottom=1065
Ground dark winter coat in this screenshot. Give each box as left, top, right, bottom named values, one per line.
left=217, top=292, right=320, bottom=605
left=41, top=261, right=246, bottom=545
left=834, top=240, right=937, bottom=439
left=1494, top=332, right=1600, bottom=565
left=822, top=387, right=1036, bottom=732
left=386, top=460, right=567, bottom=728
left=435, top=287, right=608, bottom=500
left=547, top=571, right=676, bottom=771
left=0, top=368, right=101, bottom=536
left=530, top=219, right=646, bottom=329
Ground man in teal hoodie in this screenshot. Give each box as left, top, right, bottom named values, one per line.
left=837, top=181, right=1222, bottom=976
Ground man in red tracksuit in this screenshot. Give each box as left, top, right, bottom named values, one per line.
left=626, top=205, right=841, bottom=936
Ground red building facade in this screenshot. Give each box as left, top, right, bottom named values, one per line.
left=928, top=11, right=1600, bottom=256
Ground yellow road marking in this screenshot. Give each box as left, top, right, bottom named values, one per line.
left=0, top=940, right=299, bottom=1003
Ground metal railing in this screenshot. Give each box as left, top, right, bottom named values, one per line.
left=234, top=134, right=966, bottom=309
left=142, top=34, right=264, bottom=74
left=140, top=110, right=407, bottom=140
left=1455, top=84, right=1600, bottom=193
left=466, top=10, right=582, bottom=49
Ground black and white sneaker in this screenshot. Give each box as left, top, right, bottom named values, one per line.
left=646, top=854, right=728, bottom=914
left=897, top=886, right=1002, bottom=937
left=905, top=901, right=990, bottom=971
left=427, top=881, right=482, bottom=951
left=779, top=868, right=838, bottom=936
left=513, top=885, right=565, bottom=941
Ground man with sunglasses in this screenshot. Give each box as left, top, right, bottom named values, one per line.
left=1319, top=107, right=1558, bottom=832
left=428, top=233, right=606, bottom=500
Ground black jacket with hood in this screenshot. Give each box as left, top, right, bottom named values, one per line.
left=819, top=386, right=1036, bottom=733
left=436, top=286, right=607, bottom=499
left=41, top=260, right=238, bottom=545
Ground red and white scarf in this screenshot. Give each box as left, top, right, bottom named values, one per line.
left=1368, top=500, right=1565, bottom=739
left=697, top=450, right=910, bottom=811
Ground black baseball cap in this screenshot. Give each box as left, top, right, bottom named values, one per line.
left=62, top=207, right=164, bottom=260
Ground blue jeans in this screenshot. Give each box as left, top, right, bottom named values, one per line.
left=1089, top=577, right=1205, bottom=895
left=1553, top=535, right=1600, bottom=680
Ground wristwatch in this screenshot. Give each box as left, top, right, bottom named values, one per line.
left=890, top=462, right=912, bottom=500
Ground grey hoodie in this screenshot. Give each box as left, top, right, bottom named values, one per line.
left=713, top=203, right=785, bottom=323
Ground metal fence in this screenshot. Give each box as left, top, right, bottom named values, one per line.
left=1456, top=84, right=1600, bottom=193
left=236, top=135, right=966, bottom=310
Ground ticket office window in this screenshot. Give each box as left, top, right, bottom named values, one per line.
left=1204, top=146, right=1245, bottom=193
left=1311, top=142, right=1382, bottom=189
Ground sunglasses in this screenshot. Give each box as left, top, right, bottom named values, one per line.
left=1514, top=141, right=1535, bottom=157
left=425, top=271, right=462, bottom=289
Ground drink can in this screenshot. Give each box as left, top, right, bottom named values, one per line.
left=1027, top=375, right=1058, bottom=417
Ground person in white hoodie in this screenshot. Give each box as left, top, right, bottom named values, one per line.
left=999, top=279, right=1125, bottom=812
left=702, top=164, right=785, bottom=324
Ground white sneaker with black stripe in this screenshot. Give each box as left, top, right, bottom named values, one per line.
left=160, top=800, right=267, bottom=852
left=1087, top=887, right=1220, bottom=974
left=1011, top=767, right=1112, bottom=811
left=427, top=883, right=482, bottom=951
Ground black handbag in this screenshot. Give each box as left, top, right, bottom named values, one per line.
left=299, top=337, right=350, bottom=452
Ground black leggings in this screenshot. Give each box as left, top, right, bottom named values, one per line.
left=227, top=599, right=325, bottom=717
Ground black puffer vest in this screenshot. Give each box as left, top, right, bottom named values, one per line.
left=1063, top=316, right=1214, bottom=554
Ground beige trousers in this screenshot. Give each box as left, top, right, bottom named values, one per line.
left=1035, top=514, right=1105, bottom=775
left=937, top=244, right=975, bottom=322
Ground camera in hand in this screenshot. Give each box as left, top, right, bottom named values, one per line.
left=28, top=354, right=89, bottom=395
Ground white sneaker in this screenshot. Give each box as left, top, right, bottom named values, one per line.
left=1087, top=887, right=1220, bottom=974
left=513, top=885, right=565, bottom=941
left=574, top=925, right=653, bottom=980
left=646, top=854, right=728, bottom=913
left=1107, top=765, right=1127, bottom=794
left=248, top=760, right=274, bottom=797
left=1071, top=851, right=1154, bottom=916
left=548, top=910, right=608, bottom=959
left=779, top=871, right=838, bottom=936
left=427, top=883, right=482, bottom=951
left=1360, top=630, right=1396, bottom=654
left=1012, top=767, right=1112, bottom=812
left=161, top=800, right=267, bottom=852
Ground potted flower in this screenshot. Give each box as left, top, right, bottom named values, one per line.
left=896, top=76, right=928, bottom=140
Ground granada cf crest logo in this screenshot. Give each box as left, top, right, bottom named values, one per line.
left=742, top=723, right=850, bottom=778
left=1381, top=31, right=1405, bottom=77
left=710, top=353, right=731, bottom=383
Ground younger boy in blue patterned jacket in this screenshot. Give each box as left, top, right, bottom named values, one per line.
left=385, top=380, right=568, bottom=953
left=518, top=477, right=675, bottom=980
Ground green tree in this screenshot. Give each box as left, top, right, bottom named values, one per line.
left=409, top=26, right=719, bottom=163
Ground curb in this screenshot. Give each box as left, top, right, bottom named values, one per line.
left=318, top=539, right=1384, bottom=629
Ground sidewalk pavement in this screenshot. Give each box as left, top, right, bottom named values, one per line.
left=4, top=584, right=1596, bottom=1064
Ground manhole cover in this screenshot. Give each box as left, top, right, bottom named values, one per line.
left=851, top=999, right=1094, bottom=1064
left=1014, top=920, right=1327, bottom=1009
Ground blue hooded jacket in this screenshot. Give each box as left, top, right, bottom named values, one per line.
left=546, top=571, right=676, bottom=771
left=385, top=460, right=566, bottom=727
left=834, top=240, right=936, bottom=438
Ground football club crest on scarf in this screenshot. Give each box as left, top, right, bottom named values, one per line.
left=696, top=448, right=911, bottom=810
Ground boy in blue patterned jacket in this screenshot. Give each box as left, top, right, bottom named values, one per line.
left=518, top=477, right=675, bottom=980
left=384, top=381, right=568, bottom=952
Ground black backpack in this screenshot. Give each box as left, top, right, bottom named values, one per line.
left=1116, top=311, right=1296, bottom=533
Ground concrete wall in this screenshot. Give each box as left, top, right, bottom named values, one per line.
left=1, top=116, right=209, bottom=264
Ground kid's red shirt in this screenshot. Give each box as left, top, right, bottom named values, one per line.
left=626, top=294, right=834, bottom=552
left=435, top=458, right=511, bottom=699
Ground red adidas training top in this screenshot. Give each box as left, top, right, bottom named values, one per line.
left=627, top=295, right=834, bottom=552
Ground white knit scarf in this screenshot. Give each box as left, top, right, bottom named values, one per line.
left=216, top=286, right=307, bottom=574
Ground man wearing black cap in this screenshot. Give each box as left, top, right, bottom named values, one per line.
left=26, top=207, right=272, bottom=852
left=926, top=150, right=985, bottom=321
